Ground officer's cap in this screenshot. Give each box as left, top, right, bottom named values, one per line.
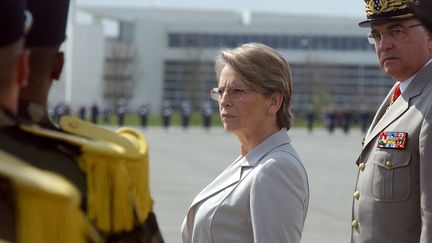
left=26, top=0, right=70, bottom=47
left=409, top=0, right=432, bottom=32
left=0, top=0, right=30, bottom=47
left=359, top=0, right=420, bottom=27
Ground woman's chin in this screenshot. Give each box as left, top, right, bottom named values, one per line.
left=223, top=123, right=235, bottom=132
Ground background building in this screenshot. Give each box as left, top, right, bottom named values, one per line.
left=49, top=5, right=392, bottom=115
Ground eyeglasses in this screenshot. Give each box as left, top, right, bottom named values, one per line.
left=210, top=87, right=253, bottom=102
left=367, top=23, right=423, bottom=44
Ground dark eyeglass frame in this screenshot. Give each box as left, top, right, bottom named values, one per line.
left=367, top=23, right=423, bottom=45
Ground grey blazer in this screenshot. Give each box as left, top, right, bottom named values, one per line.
left=182, top=130, right=309, bottom=243
left=351, top=62, right=432, bottom=243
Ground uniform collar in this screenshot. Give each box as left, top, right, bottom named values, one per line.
left=18, top=100, right=58, bottom=130
left=399, top=58, right=432, bottom=93
left=0, top=109, right=18, bottom=127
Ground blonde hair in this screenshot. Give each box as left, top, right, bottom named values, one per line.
left=215, top=42, right=294, bottom=129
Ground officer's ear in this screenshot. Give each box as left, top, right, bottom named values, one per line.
left=51, top=51, right=64, bottom=80
left=16, top=49, right=29, bottom=88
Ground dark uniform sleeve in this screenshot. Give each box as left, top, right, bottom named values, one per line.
left=0, top=176, right=16, bottom=242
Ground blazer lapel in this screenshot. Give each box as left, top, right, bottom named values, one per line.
left=191, top=159, right=242, bottom=206
left=189, top=130, right=292, bottom=208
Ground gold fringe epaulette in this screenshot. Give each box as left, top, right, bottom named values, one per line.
left=116, top=127, right=153, bottom=224
left=60, top=116, right=141, bottom=158
left=0, top=151, right=100, bottom=243
left=60, top=116, right=154, bottom=225
left=19, top=124, right=135, bottom=234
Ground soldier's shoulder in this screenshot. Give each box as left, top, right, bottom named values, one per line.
left=59, top=116, right=146, bottom=158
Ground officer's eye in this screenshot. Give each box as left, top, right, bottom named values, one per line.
left=217, top=89, right=224, bottom=95
left=370, top=32, right=381, bottom=40
left=389, top=28, right=403, bottom=38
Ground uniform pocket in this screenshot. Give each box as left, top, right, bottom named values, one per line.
left=372, top=150, right=411, bottom=201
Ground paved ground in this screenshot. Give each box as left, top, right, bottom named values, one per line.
left=137, top=126, right=363, bottom=243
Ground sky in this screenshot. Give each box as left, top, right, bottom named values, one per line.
left=77, top=0, right=365, bottom=19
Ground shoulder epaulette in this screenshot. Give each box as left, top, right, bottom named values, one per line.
left=116, top=127, right=153, bottom=223
left=60, top=116, right=141, bottom=158
left=60, top=117, right=153, bottom=225
left=0, top=151, right=101, bottom=243
left=19, top=123, right=125, bottom=157
left=18, top=124, right=135, bottom=233
left=21, top=120, right=154, bottom=233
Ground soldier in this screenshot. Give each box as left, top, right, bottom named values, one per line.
left=102, top=104, right=112, bottom=124
left=161, top=101, right=172, bottom=130
left=16, top=0, right=165, bottom=241
left=0, top=2, right=32, bottom=240
left=0, top=1, right=98, bottom=242
left=352, top=0, right=432, bottom=242
left=90, top=102, right=100, bottom=124
left=201, top=101, right=213, bottom=131
left=79, top=105, right=87, bottom=120
left=116, top=101, right=127, bottom=126
left=0, top=0, right=87, bottom=208
left=305, top=104, right=314, bottom=133
left=180, top=100, right=192, bottom=131
left=138, top=103, right=150, bottom=129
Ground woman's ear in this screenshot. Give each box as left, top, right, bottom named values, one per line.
left=268, top=92, right=283, bottom=114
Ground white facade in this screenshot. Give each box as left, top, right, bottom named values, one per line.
left=51, top=5, right=388, bottom=114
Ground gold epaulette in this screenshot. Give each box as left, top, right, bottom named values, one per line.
left=0, top=151, right=101, bottom=243
left=60, top=116, right=154, bottom=224
left=19, top=124, right=135, bottom=234
left=59, top=116, right=141, bottom=158
left=116, top=127, right=153, bottom=224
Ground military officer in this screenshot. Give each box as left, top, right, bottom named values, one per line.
left=138, top=103, right=150, bottom=129
left=0, top=1, right=98, bottom=242
left=17, top=0, right=165, bottom=241
left=0, top=0, right=87, bottom=202
left=352, top=0, right=432, bottom=242
left=18, top=0, right=70, bottom=129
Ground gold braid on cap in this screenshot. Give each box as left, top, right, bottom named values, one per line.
left=365, top=0, right=419, bottom=16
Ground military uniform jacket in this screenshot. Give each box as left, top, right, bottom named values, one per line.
left=351, top=62, right=432, bottom=243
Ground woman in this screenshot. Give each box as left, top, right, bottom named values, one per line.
left=181, top=43, right=309, bottom=243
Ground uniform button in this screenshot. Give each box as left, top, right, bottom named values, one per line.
left=68, top=121, right=79, bottom=129
left=358, top=162, right=365, bottom=171
left=353, top=191, right=360, bottom=200
left=352, top=219, right=359, bottom=228
left=385, top=161, right=392, bottom=168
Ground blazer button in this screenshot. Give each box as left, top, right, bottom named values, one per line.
left=353, top=191, right=360, bottom=200
left=358, top=162, right=365, bottom=171
left=385, top=161, right=393, bottom=168
left=352, top=219, right=359, bottom=229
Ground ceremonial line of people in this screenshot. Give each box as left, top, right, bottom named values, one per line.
left=0, top=0, right=164, bottom=242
